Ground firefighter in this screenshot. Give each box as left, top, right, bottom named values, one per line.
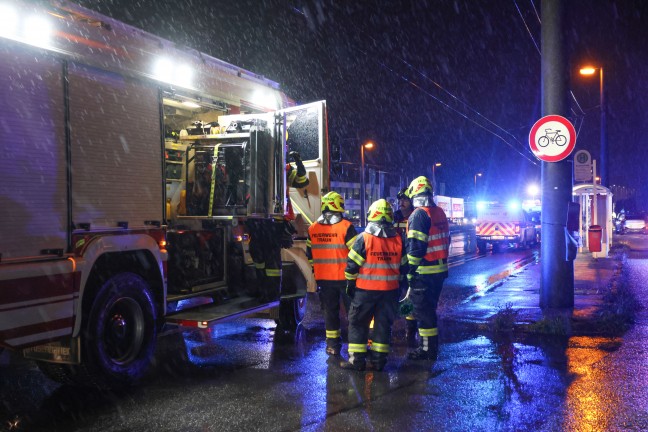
left=340, top=199, right=406, bottom=371
left=307, top=191, right=358, bottom=355
left=247, top=151, right=309, bottom=303
left=405, top=176, right=450, bottom=361
left=393, top=187, right=418, bottom=346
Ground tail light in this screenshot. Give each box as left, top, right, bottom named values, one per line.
left=515, top=224, right=520, bottom=233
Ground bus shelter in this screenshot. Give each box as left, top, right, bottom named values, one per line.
left=572, top=183, right=613, bottom=257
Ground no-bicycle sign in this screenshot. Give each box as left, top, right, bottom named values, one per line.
left=529, top=115, right=577, bottom=162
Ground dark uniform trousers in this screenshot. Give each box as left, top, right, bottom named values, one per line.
left=318, top=281, right=351, bottom=348
left=247, top=219, right=283, bottom=302
left=409, top=272, right=447, bottom=351
left=347, top=289, right=399, bottom=366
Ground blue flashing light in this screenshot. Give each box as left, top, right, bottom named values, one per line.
left=476, top=201, right=487, bottom=211
left=507, top=201, right=520, bottom=211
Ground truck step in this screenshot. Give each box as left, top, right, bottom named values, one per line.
left=165, top=296, right=279, bottom=328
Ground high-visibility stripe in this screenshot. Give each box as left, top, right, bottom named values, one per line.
left=357, top=274, right=400, bottom=281
left=348, top=249, right=365, bottom=266
left=416, top=263, right=448, bottom=274
left=426, top=244, right=448, bottom=254
left=326, top=329, right=341, bottom=338
left=313, top=258, right=347, bottom=264
left=346, top=235, right=358, bottom=249
left=344, top=272, right=358, bottom=280
left=311, top=244, right=347, bottom=249
left=405, top=315, right=416, bottom=321
left=291, top=199, right=313, bottom=225
left=362, top=263, right=401, bottom=270
left=419, top=327, right=438, bottom=337
left=265, top=269, right=282, bottom=277
left=306, top=239, right=312, bottom=247
left=348, top=343, right=367, bottom=353
left=296, top=174, right=308, bottom=183
left=407, top=230, right=428, bottom=242
left=428, top=232, right=450, bottom=241
left=371, top=342, right=390, bottom=353
left=255, top=262, right=266, bottom=269
left=407, top=254, right=422, bottom=265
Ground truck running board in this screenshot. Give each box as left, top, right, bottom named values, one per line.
left=165, top=296, right=279, bottom=329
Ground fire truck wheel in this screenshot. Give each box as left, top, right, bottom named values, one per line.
left=276, top=296, right=307, bottom=332
left=476, top=241, right=488, bottom=253
left=83, top=272, right=157, bottom=387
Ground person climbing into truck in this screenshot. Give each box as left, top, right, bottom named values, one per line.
left=247, top=151, right=309, bottom=302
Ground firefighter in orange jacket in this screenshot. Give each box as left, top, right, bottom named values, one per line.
left=340, top=199, right=406, bottom=371
left=405, top=176, right=450, bottom=361
left=307, top=191, right=358, bottom=355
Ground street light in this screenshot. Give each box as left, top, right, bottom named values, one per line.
left=432, top=162, right=442, bottom=192
left=474, top=172, right=482, bottom=196
left=579, top=65, right=607, bottom=187
left=360, top=141, right=374, bottom=226
left=527, top=183, right=539, bottom=201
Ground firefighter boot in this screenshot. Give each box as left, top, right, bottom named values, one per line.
left=368, top=351, right=388, bottom=372
left=407, top=335, right=438, bottom=361
left=326, top=337, right=342, bottom=356
left=405, top=318, right=418, bottom=348
left=339, top=351, right=366, bottom=371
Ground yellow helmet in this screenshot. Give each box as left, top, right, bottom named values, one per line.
left=406, top=176, right=433, bottom=198
left=367, top=199, right=394, bottom=223
left=321, top=191, right=345, bottom=213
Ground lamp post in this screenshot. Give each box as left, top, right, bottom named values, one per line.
left=474, top=172, right=482, bottom=197
left=432, top=162, right=442, bottom=192
left=579, top=65, right=607, bottom=187
left=360, top=141, right=374, bottom=226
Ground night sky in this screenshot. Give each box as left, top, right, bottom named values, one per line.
left=73, top=0, right=648, bottom=207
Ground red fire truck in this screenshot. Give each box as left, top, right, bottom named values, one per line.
left=0, top=0, right=328, bottom=387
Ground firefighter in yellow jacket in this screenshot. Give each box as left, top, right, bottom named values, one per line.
left=341, top=199, right=406, bottom=371
left=405, top=176, right=450, bottom=361
left=307, top=191, right=358, bottom=355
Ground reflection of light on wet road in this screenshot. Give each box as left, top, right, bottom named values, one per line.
left=563, top=336, right=621, bottom=431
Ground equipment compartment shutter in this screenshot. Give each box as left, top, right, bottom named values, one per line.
left=0, top=46, right=67, bottom=258
left=68, top=63, right=162, bottom=229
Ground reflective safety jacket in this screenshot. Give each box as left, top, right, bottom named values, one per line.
left=346, top=223, right=406, bottom=291
left=406, top=205, right=450, bottom=275
left=307, top=216, right=357, bottom=282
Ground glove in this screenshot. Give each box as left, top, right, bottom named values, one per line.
left=346, top=280, right=356, bottom=299
left=289, top=151, right=301, bottom=162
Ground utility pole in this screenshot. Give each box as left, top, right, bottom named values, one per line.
left=540, top=0, right=574, bottom=309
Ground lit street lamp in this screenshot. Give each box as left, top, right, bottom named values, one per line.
left=474, top=172, right=482, bottom=196
left=360, top=141, right=374, bottom=226
left=432, top=162, right=442, bottom=192
left=579, top=65, right=607, bottom=187
left=527, top=183, right=539, bottom=201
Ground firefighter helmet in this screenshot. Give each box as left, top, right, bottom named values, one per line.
left=397, top=187, right=410, bottom=200
left=406, top=176, right=433, bottom=198
left=321, top=191, right=345, bottom=213
left=367, top=199, right=394, bottom=223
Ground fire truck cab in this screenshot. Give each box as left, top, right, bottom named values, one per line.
left=475, top=201, right=537, bottom=252
left=0, top=0, right=328, bottom=387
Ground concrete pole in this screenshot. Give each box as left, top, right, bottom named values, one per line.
left=540, top=0, right=574, bottom=309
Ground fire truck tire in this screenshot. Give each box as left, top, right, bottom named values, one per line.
left=83, top=272, right=157, bottom=387
left=477, top=240, right=488, bottom=253
left=276, top=296, right=307, bottom=332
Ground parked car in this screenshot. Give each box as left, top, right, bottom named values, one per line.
left=623, top=211, right=647, bottom=234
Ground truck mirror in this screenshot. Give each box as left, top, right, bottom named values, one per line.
left=566, top=201, right=580, bottom=232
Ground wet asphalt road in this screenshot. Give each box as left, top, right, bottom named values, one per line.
left=1, top=239, right=647, bottom=432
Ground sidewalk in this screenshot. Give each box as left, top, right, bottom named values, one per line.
left=441, top=250, right=623, bottom=335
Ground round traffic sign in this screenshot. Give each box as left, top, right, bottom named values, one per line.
left=529, top=115, right=577, bottom=162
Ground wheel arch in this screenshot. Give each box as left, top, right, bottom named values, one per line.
left=73, top=234, right=166, bottom=337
